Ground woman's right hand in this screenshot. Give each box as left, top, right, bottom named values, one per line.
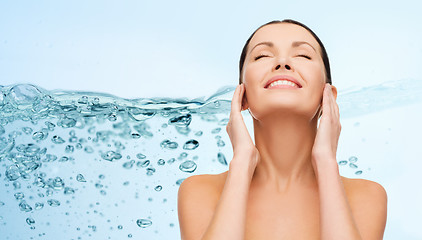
left=226, top=83, right=261, bottom=169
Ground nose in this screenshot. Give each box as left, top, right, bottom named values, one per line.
left=274, top=64, right=291, bottom=71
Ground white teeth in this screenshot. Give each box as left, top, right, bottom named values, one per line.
left=268, top=80, right=299, bottom=88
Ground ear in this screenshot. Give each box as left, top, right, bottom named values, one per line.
left=330, top=84, right=338, bottom=101
left=241, top=88, right=249, bottom=111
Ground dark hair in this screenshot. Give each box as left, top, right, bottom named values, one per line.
left=239, top=19, right=332, bottom=85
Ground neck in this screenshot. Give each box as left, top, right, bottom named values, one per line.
left=251, top=112, right=319, bottom=193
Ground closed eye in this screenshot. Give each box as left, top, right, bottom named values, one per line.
left=254, top=54, right=269, bottom=60
left=298, top=54, right=311, bottom=60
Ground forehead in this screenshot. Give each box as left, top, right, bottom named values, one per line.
left=249, top=23, right=321, bottom=54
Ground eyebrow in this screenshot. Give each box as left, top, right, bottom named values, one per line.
left=249, top=41, right=317, bottom=54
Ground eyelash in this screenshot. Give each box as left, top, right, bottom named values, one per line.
left=254, top=54, right=311, bottom=60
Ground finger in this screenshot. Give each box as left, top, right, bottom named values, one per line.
left=329, top=85, right=340, bottom=119
left=322, top=84, right=331, bottom=117
left=230, top=85, right=241, bottom=114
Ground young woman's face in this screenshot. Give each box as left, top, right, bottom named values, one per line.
left=241, top=23, right=327, bottom=121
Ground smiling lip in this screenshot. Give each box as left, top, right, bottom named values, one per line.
left=265, top=75, right=302, bottom=89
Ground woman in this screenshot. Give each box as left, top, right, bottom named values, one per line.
left=178, top=19, right=387, bottom=240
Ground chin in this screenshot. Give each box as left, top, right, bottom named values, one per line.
left=249, top=101, right=318, bottom=121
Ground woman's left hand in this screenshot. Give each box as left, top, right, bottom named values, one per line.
left=311, top=83, right=341, bottom=163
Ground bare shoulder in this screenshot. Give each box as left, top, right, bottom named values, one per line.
left=178, top=171, right=227, bottom=196
left=341, top=176, right=387, bottom=200
left=341, top=176, right=388, bottom=239
left=177, top=172, right=228, bottom=240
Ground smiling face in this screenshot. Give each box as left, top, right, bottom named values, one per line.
left=241, top=22, right=328, bottom=121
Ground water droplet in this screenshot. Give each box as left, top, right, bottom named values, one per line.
left=154, top=185, right=162, bottom=191
left=338, top=160, right=347, bottom=165
left=137, top=160, right=150, bottom=168
left=349, top=156, right=358, bottom=163
left=64, top=187, right=75, bottom=195
left=118, top=225, right=123, bottom=230
left=123, top=160, right=135, bottom=169
left=167, top=158, right=175, bottom=164
left=195, top=131, right=203, bottom=136
left=179, top=160, right=197, bottom=173
left=176, top=178, right=185, bottom=185
left=32, top=129, right=49, bottom=141
left=146, top=167, right=156, bottom=176
left=34, top=202, right=44, bottom=210
left=44, top=121, right=56, bottom=131
left=65, top=145, right=74, bottom=153
left=51, top=135, right=65, bottom=144
left=26, top=217, right=35, bottom=225
left=7, top=84, right=42, bottom=109
left=47, top=199, right=60, bottom=207
left=136, top=153, right=146, bottom=159
left=211, top=128, right=221, bottom=134
left=157, top=159, right=165, bottom=165
left=14, top=192, right=25, bottom=200
left=183, top=139, right=199, bottom=150
left=76, top=174, right=86, bottom=182
left=217, top=140, right=225, bottom=147
left=57, top=117, right=77, bottom=128
left=21, top=127, right=33, bottom=134
left=101, top=151, right=122, bottom=161
left=349, top=163, right=358, bottom=169
left=217, top=152, right=227, bottom=165
left=168, top=114, right=192, bottom=127
left=355, top=170, right=363, bottom=175
left=218, top=118, right=229, bottom=126
left=5, top=165, right=20, bottom=181
left=84, top=146, right=94, bottom=153
left=13, top=181, right=21, bottom=189
left=136, top=219, right=152, bottom=228
left=78, top=96, right=89, bottom=104
left=19, top=200, right=32, bottom=212
left=160, top=139, right=178, bottom=149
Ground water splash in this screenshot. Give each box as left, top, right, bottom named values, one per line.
left=0, top=79, right=420, bottom=239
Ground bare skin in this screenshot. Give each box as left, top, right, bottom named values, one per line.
left=178, top=22, right=387, bottom=240
left=186, top=171, right=384, bottom=239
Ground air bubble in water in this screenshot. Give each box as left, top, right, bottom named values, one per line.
left=76, top=174, right=86, bottom=182
left=338, top=160, right=347, bottom=165
left=217, top=152, right=227, bottom=165
left=183, top=139, right=199, bottom=150
left=19, top=201, right=32, bottom=212
left=217, top=140, right=225, bottom=147
left=157, top=159, right=165, bottom=165
left=52, top=135, right=65, bottom=144
left=26, top=217, right=35, bottom=225
left=179, top=160, right=197, bottom=173
left=137, top=160, right=150, bottom=168
left=123, top=160, right=135, bottom=169
left=349, top=156, right=358, bottom=163
left=176, top=178, right=185, bottom=185
left=136, top=219, right=152, bottom=228
left=160, top=139, right=178, bottom=149
left=349, top=163, right=358, bottom=169
left=101, top=151, right=122, bottom=161
left=211, top=128, right=221, bottom=134
left=34, top=202, right=44, bottom=210
left=47, top=199, right=60, bottom=207
left=14, top=192, right=24, bottom=200
left=168, top=114, right=192, bottom=127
